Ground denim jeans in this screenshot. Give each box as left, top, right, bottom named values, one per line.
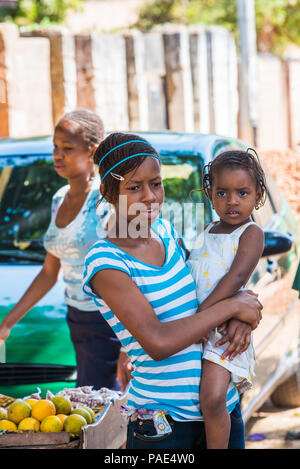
left=67, top=305, right=121, bottom=391
left=126, top=402, right=245, bottom=449
left=228, top=402, right=245, bottom=449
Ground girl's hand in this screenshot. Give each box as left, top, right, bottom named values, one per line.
left=117, top=351, right=133, bottom=392
left=215, top=319, right=252, bottom=360
left=233, top=290, right=262, bottom=329
left=195, top=334, right=210, bottom=344
left=217, top=321, right=228, bottom=334
left=0, top=324, right=11, bottom=347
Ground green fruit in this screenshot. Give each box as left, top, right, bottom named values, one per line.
left=71, top=408, right=92, bottom=424
left=80, top=406, right=95, bottom=423
left=51, top=396, right=72, bottom=415
left=7, top=400, right=31, bottom=424
left=64, top=414, right=87, bottom=436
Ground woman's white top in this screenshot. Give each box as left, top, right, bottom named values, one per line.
left=44, top=177, right=109, bottom=311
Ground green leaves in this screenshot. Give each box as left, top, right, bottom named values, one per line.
left=0, top=0, right=82, bottom=27
left=137, top=0, right=300, bottom=53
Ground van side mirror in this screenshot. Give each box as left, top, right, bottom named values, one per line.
left=262, top=231, right=293, bottom=257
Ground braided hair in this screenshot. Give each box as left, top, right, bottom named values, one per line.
left=94, top=132, right=160, bottom=203
left=56, top=109, right=105, bottom=148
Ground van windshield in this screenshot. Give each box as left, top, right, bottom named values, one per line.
left=0, top=159, right=63, bottom=264
left=0, top=153, right=207, bottom=263
left=160, top=155, right=209, bottom=249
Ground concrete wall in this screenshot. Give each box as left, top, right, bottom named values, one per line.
left=189, top=27, right=210, bottom=134
left=125, top=30, right=167, bottom=131
left=163, top=27, right=195, bottom=133
left=205, top=26, right=238, bottom=138
left=288, top=59, right=300, bottom=148
left=91, top=33, right=129, bottom=131
left=75, top=34, right=96, bottom=112
left=256, top=55, right=289, bottom=151
left=0, top=23, right=52, bottom=138
left=0, top=23, right=298, bottom=152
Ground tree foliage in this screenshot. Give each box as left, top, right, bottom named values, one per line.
left=136, top=0, right=300, bottom=54
left=0, top=0, right=82, bottom=27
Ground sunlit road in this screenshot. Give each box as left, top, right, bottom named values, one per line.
left=245, top=400, right=300, bottom=449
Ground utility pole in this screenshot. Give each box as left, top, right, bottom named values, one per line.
left=237, top=0, right=258, bottom=146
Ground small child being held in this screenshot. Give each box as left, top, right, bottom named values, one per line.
left=187, top=149, right=266, bottom=449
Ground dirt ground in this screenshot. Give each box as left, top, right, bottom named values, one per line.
left=261, top=149, right=300, bottom=225
left=245, top=400, right=300, bottom=449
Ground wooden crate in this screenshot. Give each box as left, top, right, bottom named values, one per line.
left=0, top=391, right=128, bottom=449
left=81, top=391, right=128, bottom=449
left=0, top=431, right=80, bottom=449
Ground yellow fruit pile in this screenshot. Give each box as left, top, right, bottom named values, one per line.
left=0, top=396, right=95, bottom=436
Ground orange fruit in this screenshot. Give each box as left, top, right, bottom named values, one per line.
left=7, top=400, right=31, bottom=424
left=0, top=407, right=7, bottom=420
left=56, top=414, right=68, bottom=425
left=18, top=417, right=40, bottom=432
left=25, top=399, right=39, bottom=409
left=51, top=396, right=72, bottom=415
left=0, top=419, right=17, bottom=432
left=64, top=414, right=87, bottom=436
left=31, top=399, right=56, bottom=422
left=40, top=415, right=63, bottom=433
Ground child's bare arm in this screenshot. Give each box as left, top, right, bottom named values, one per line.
left=198, top=224, right=265, bottom=313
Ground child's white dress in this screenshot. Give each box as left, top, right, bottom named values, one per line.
left=187, top=221, right=256, bottom=393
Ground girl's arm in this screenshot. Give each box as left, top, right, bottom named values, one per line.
left=0, top=252, right=61, bottom=344
left=178, top=237, right=190, bottom=260
left=90, top=269, right=262, bottom=361
left=198, top=224, right=265, bottom=313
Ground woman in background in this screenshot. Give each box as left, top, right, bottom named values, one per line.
left=0, top=109, right=121, bottom=391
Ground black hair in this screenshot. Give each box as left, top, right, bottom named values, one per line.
left=56, top=109, right=105, bottom=148
left=202, top=148, right=267, bottom=207
left=94, top=132, right=160, bottom=203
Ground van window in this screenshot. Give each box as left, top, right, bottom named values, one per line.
left=0, top=154, right=208, bottom=258
left=0, top=159, right=63, bottom=264
left=160, top=155, right=208, bottom=249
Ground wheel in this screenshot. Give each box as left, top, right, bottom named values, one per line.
left=270, top=373, right=300, bottom=408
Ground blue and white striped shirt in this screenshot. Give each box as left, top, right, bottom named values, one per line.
left=83, top=218, right=239, bottom=421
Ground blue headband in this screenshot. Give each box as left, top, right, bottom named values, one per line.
left=101, top=153, right=160, bottom=182
left=98, top=140, right=154, bottom=167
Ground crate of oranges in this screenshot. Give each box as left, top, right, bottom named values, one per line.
left=0, top=393, right=96, bottom=448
